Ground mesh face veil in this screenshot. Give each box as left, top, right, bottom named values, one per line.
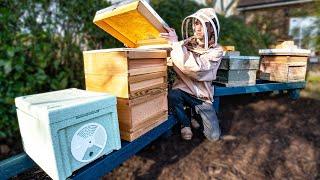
left=181, top=8, right=220, bottom=50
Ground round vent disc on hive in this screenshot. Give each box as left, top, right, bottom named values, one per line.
left=71, top=123, right=107, bottom=163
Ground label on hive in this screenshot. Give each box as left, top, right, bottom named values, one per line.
left=71, top=123, right=107, bottom=163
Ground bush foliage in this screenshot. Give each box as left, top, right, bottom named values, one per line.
left=0, top=0, right=270, bottom=138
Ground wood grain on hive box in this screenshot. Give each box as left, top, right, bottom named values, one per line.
left=259, top=55, right=308, bottom=82
left=83, top=49, right=168, bottom=141
left=83, top=48, right=167, bottom=99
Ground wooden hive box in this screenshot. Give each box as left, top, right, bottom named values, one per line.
left=258, top=48, right=311, bottom=82
left=84, top=0, right=171, bottom=141
left=84, top=49, right=168, bottom=141
left=214, top=55, right=260, bottom=87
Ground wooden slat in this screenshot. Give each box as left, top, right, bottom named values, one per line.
left=116, top=107, right=132, bottom=128
left=127, top=51, right=167, bottom=59
left=129, top=91, right=167, bottom=106
left=130, top=83, right=167, bottom=99
left=116, top=91, right=167, bottom=130
left=137, top=2, right=166, bottom=33
left=128, top=66, right=167, bottom=76
left=129, top=77, right=165, bottom=92
left=259, top=63, right=289, bottom=82
left=261, top=55, right=308, bottom=64
left=119, top=111, right=168, bottom=132
left=288, top=66, right=307, bottom=81
left=130, top=92, right=167, bottom=127
left=120, top=113, right=168, bottom=141
left=259, top=60, right=307, bottom=82
left=128, top=58, right=166, bottom=70
left=128, top=71, right=167, bottom=83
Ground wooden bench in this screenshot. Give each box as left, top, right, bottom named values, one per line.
left=0, top=81, right=305, bottom=179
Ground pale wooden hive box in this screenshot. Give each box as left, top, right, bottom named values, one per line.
left=214, top=54, right=260, bottom=87
left=258, top=48, right=311, bottom=82
left=83, top=49, right=168, bottom=141
left=84, top=0, right=171, bottom=141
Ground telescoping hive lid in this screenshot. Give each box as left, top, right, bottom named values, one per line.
left=15, top=88, right=116, bottom=124
left=259, top=48, right=311, bottom=56
left=93, top=0, right=170, bottom=48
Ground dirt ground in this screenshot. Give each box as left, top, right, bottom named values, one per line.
left=101, top=94, right=320, bottom=180
left=2, top=65, right=320, bottom=180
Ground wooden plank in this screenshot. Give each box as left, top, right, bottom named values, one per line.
left=259, top=49, right=311, bottom=56
left=129, top=77, right=165, bottom=92
left=128, top=66, right=167, bottom=76
left=116, top=91, right=167, bottom=132
left=93, top=1, right=139, bottom=22
left=0, top=153, right=36, bottom=180
left=116, top=107, right=132, bottom=128
left=85, top=74, right=129, bottom=98
left=130, top=92, right=168, bottom=127
left=129, top=91, right=167, bottom=106
left=83, top=51, right=128, bottom=75
left=288, top=66, right=307, bottom=82
left=128, top=58, right=166, bottom=70
left=261, top=55, right=308, bottom=64
left=214, top=81, right=306, bottom=96
left=119, top=111, right=168, bottom=132
left=130, top=83, right=167, bottom=99
left=127, top=51, right=167, bottom=59
left=128, top=71, right=167, bottom=83
left=258, top=61, right=307, bottom=82
left=137, top=1, right=167, bottom=33
left=120, top=113, right=168, bottom=141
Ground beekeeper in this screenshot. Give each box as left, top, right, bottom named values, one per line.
left=160, top=8, right=223, bottom=141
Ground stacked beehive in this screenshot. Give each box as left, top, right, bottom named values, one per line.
left=214, top=48, right=260, bottom=87
left=83, top=0, right=171, bottom=141
left=258, top=41, right=311, bottom=82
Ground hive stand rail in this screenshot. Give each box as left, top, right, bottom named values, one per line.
left=213, top=80, right=306, bottom=112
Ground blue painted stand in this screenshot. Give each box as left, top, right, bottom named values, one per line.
left=0, top=81, right=306, bottom=179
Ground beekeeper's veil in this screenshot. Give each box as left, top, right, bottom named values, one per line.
left=181, top=8, right=220, bottom=53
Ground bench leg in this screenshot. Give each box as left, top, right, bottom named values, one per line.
left=289, top=89, right=300, bottom=100
left=213, top=96, right=220, bottom=113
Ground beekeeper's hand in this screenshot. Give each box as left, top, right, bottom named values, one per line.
left=160, top=26, right=178, bottom=44
left=167, top=57, right=173, bottom=66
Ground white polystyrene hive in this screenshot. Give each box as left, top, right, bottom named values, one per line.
left=15, top=88, right=121, bottom=180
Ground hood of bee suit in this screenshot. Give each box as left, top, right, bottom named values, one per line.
left=181, top=8, right=220, bottom=54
